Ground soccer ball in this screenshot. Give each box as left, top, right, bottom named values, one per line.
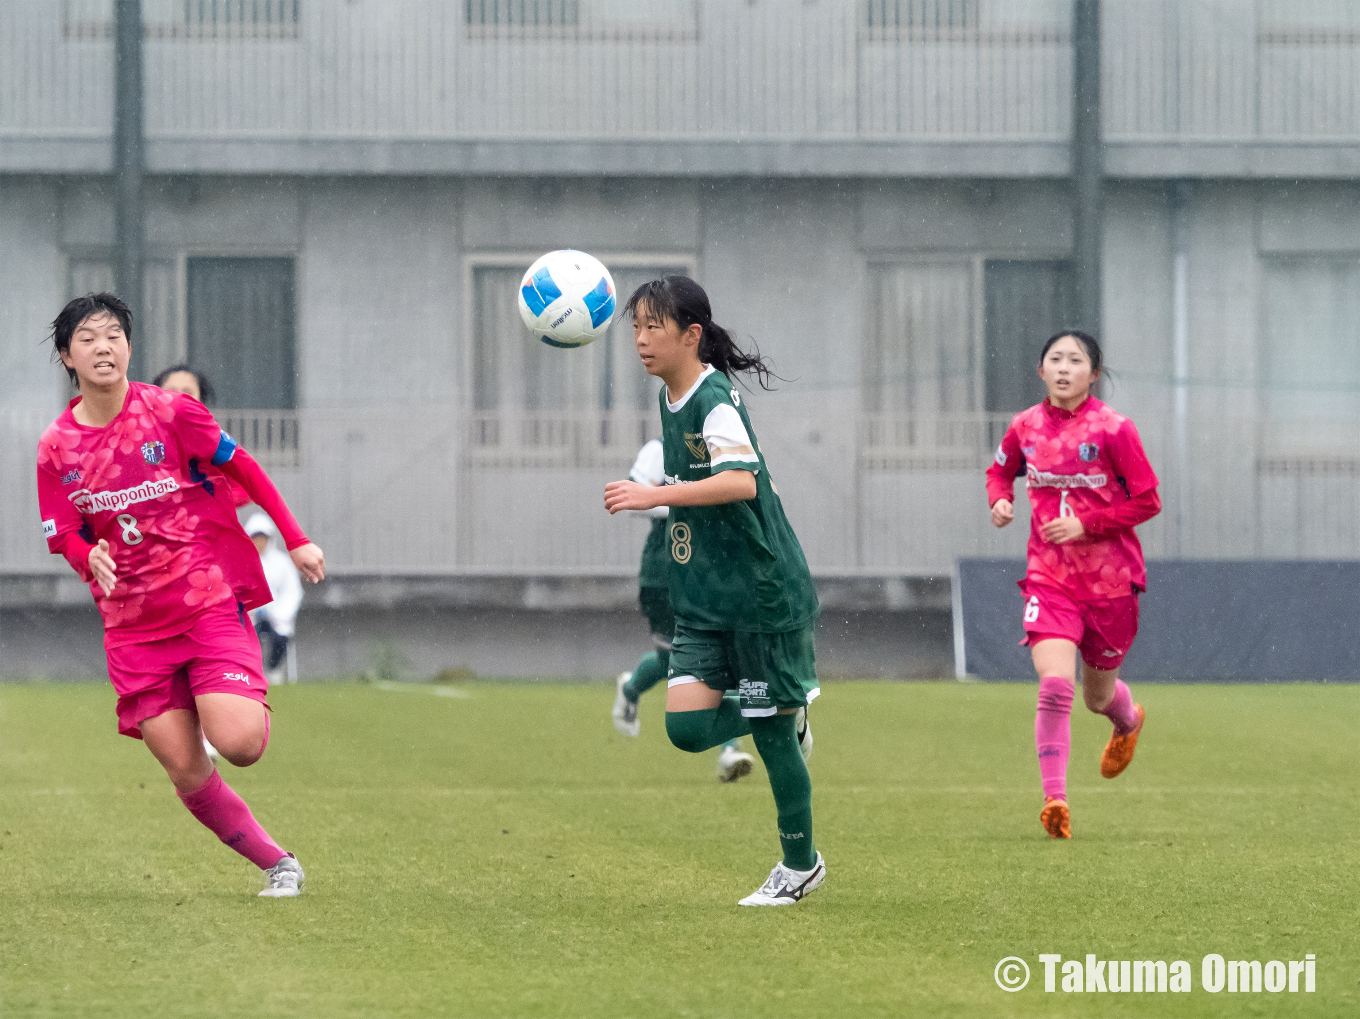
left=517, top=250, right=617, bottom=348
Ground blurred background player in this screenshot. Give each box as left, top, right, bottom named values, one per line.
left=154, top=363, right=254, bottom=767
left=153, top=364, right=247, bottom=510
left=612, top=437, right=755, bottom=783
left=605, top=276, right=823, bottom=906
left=985, top=331, right=1161, bottom=840
left=244, top=512, right=303, bottom=686
left=153, top=364, right=216, bottom=405
left=38, top=293, right=326, bottom=897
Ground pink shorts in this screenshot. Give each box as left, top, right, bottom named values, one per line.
left=105, top=602, right=269, bottom=740
left=1020, top=581, right=1140, bottom=670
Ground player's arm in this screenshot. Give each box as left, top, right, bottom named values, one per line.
left=37, top=459, right=115, bottom=594
left=985, top=425, right=1025, bottom=528
left=218, top=449, right=325, bottom=583
left=1081, top=489, right=1162, bottom=537
left=173, top=395, right=325, bottom=583
left=606, top=403, right=759, bottom=513
left=607, top=470, right=755, bottom=513
left=1080, top=420, right=1162, bottom=537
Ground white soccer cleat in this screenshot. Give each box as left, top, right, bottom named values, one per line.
left=612, top=671, right=640, bottom=737
left=202, top=737, right=219, bottom=763
left=738, top=853, right=825, bottom=906
left=259, top=853, right=304, bottom=898
left=795, top=706, right=813, bottom=763
left=716, top=743, right=755, bottom=783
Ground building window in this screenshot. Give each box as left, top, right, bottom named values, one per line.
left=864, top=260, right=977, bottom=416
left=473, top=262, right=687, bottom=414
left=186, top=257, right=296, bottom=409
left=864, top=0, right=981, bottom=40
left=982, top=259, right=1074, bottom=414
left=464, top=0, right=697, bottom=41
left=466, top=0, right=580, bottom=30
left=65, top=0, right=300, bottom=41
left=1262, top=255, right=1360, bottom=440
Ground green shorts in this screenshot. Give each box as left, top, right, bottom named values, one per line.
left=667, top=621, right=820, bottom=717
left=638, top=586, right=675, bottom=649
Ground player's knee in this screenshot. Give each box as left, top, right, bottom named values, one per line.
left=212, top=726, right=267, bottom=767
left=220, top=742, right=264, bottom=768
left=665, top=711, right=709, bottom=753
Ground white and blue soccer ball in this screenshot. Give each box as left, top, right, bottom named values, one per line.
left=517, top=249, right=617, bottom=348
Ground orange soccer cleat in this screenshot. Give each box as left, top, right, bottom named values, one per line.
left=1040, top=797, right=1071, bottom=839
left=1100, top=703, right=1145, bottom=779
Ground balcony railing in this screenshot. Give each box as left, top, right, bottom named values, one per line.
left=4, top=0, right=1357, bottom=166
left=6, top=407, right=1360, bottom=578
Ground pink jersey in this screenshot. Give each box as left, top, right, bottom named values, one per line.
left=37, top=382, right=272, bottom=648
left=985, top=397, right=1160, bottom=601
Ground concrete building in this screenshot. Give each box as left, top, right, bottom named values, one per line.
left=3, top=0, right=1359, bottom=677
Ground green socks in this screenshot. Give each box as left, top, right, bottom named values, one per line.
left=623, top=649, right=669, bottom=702
left=749, top=713, right=816, bottom=871
left=665, top=703, right=814, bottom=871
left=664, top=694, right=751, bottom=753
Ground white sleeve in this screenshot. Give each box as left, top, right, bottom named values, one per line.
left=702, top=404, right=759, bottom=471
left=628, top=438, right=669, bottom=518
left=628, top=439, right=665, bottom=487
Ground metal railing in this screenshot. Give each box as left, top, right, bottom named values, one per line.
left=7, top=407, right=1360, bottom=579
left=1104, top=0, right=1360, bottom=141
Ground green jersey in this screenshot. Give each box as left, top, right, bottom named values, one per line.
left=639, top=518, right=669, bottom=589
left=659, top=366, right=819, bottom=633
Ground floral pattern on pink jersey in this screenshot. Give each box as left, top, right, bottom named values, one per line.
left=82, top=442, right=125, bottom=487
left=991, top=398, right=1157, bottom=602
left=155, top=506, right=202, bottom=544
left=100, top=593, right=147, bottom=627
left=39, top=423, right=84, bottom=472
left=184, top=565, right=233, bottom=608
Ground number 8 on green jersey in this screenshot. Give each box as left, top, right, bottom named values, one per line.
left=660, top=366, right=820, bottom=717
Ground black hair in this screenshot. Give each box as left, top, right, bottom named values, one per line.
left=50, top=293, right=133, bottom=383
left=624, top=275, right=779, bottom=390
left=1039, top=329, right=1103, bottom=375
left=152, top=363, right=216, bottom=404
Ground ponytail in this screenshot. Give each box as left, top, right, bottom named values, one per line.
left=698, top=319, right=777, bottom=390
left=625, top=275, right=779, bottom=390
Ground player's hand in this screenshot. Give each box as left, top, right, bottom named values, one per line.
left=990, top=499, right=1014, bottom=528
left=1041, top=516, right=1085, bottom=545
left=604, top=480, right=659, bottom=515
left=88, top=539, right=117, bottom=596
left=290, top=542, right=326, bottom=583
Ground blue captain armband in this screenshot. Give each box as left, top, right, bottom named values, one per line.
left=211, top=430, right=239, bottom=466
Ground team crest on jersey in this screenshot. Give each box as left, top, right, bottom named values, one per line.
left=1078, top=442, right=1100, bottom=463
left=60, top=468, right=82, bottom=485
left=141, top=441, right=166, bottom=465
left=683, top=433, right=709, bottom=462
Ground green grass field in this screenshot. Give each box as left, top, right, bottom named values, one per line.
left=2, top=679, right=1357, bottom=1018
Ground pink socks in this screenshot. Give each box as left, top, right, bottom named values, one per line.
left=1035, top=676, right=1073, bottom=801
left=1099, top=679, right=1141, bottom=735
left=177, top=770, right=287, bottom=870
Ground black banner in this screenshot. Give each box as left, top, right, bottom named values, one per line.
left=956, top=559, right=1360, bottom=682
